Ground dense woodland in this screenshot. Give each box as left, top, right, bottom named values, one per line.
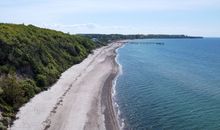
left=0, top=23, right=98, bottom=129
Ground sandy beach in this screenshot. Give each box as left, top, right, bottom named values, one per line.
left=10, top=41, right=124, bottom=130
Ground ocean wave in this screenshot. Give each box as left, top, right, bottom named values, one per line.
left=112, top=44, right=126, bottom=130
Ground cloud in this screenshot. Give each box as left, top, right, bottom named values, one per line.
left=40, top=23, right=136, bottom=34
left=39, top=22, right=220, bottom=37
left=48, top=23, right=97, bottom=29
left=1, top=0, right=220, bottom=36
left=1, top=0, right=220, bottom=24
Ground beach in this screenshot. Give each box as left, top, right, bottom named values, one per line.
left=10, top=41, right=124, bottom=130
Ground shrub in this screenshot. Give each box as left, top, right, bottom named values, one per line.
left=0, top=75, right=25, bottom=110
left=36, top=74, right=47, bottom=88
left=20, top=79, right=37, bottom=99
left=0, top=23, right=99, bottom=128
left=0, top=122, right=7, bottom=130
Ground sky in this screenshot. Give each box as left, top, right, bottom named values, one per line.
left=1, top=0, right=220, bottom=37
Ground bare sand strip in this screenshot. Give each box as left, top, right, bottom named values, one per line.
left=10, top=41, right=124, bottom=130
left=101, top=54, right=120, bottom=130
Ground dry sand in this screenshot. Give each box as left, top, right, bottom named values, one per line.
left=10, top=41, right=124, bottom=130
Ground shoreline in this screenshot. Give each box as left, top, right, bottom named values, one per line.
left=101, top=49, right=120, bottom=130
left=10, top=41, right=125, bottom=130
left=102, top=42, right=127, bottom=130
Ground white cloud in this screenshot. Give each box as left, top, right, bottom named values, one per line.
left=1, top=0, right=220, bottom=24
left=38, top=23, right=220, bottom=37
left=1, top=0, right=220, bottom=36
left=49, top=23, right=97, bottom=29
left=40, top=23, right=136, bottom=34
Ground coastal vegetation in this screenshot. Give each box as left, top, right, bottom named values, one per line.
left=0, top=23, right=97, bottom=129
left=81, top=34, right=202, bottom=44
left=0, top=23, right=202, bottom=129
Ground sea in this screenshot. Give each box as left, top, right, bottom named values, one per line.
left=114, top=38, right=220, bottom=130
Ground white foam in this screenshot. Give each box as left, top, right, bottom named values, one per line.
left=111, top=42, right=127, bottom=130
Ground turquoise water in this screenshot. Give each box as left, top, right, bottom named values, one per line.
left=115, top=38, right=220, bottom=129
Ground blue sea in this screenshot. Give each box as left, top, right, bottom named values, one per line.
left=115, top=38, right=220, bottom=129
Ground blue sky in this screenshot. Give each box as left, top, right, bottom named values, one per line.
left=1, top=0, right=220, bottom=37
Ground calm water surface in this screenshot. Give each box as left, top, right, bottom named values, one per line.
left=115, top=38, right=220, bottom=129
